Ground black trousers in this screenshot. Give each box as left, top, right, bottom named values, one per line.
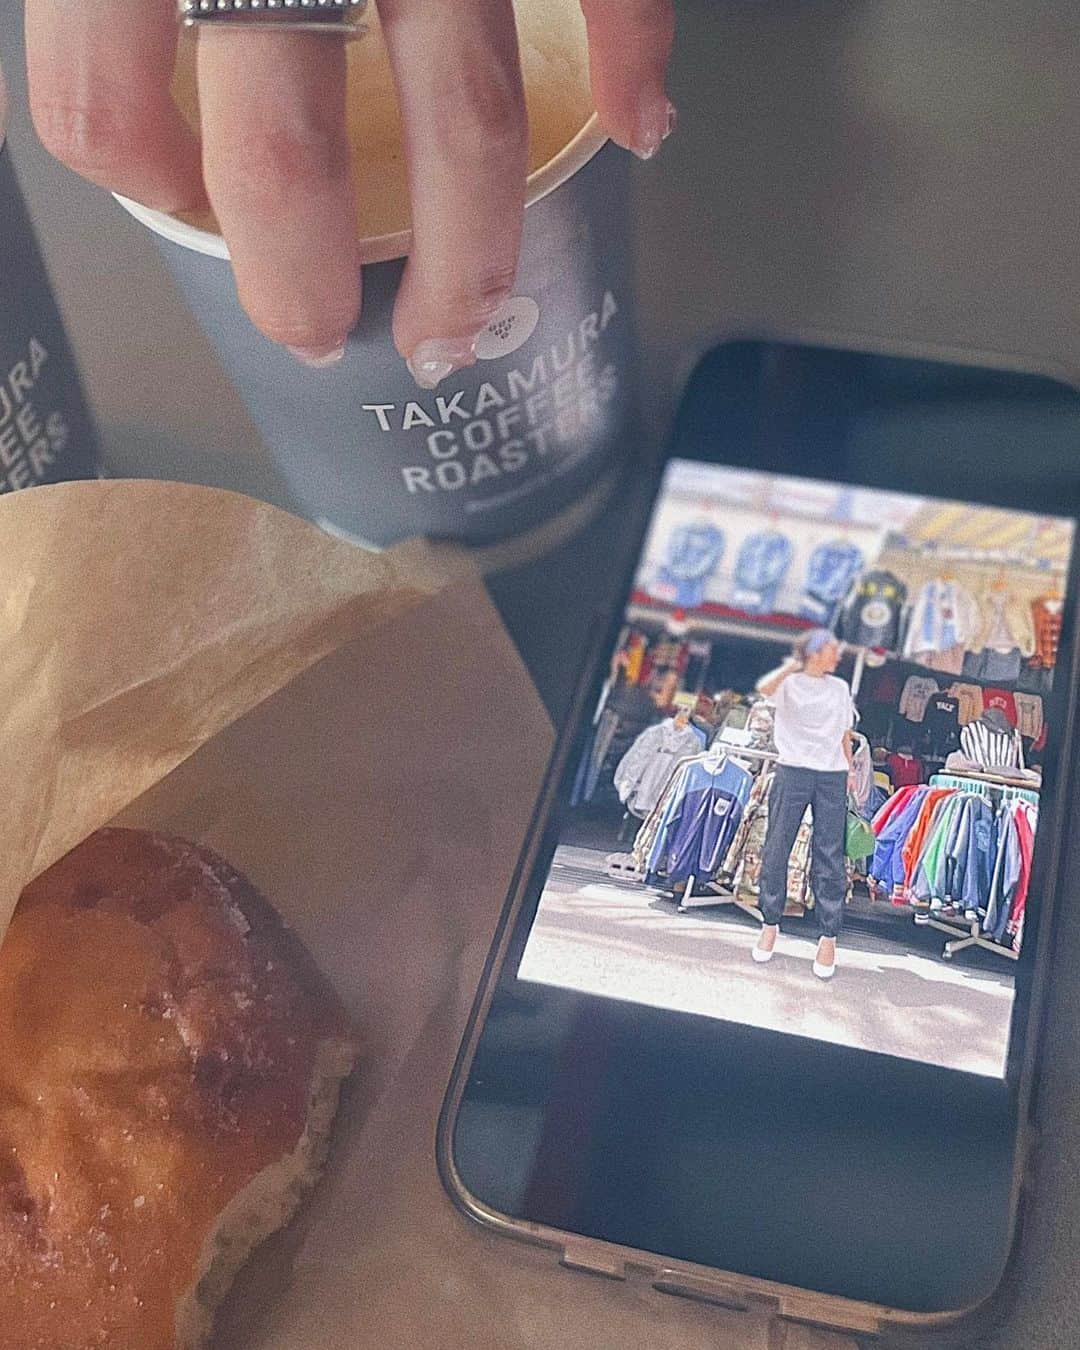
left=759, top=764, right=848, bottom=938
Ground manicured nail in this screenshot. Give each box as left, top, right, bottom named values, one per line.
left=634, top=99, right=677, bottom=161
left=287, top=341, right=346, bottom=368
left=406, top=337, right=478, bottom=391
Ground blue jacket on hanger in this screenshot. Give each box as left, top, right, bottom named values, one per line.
left=654, top=756, right=752, bottom=882
left=654, top=521, right=726, bottom=610
left=730, top=530, right=794, bottom=614
left=800, top=540, right=865, bottom=625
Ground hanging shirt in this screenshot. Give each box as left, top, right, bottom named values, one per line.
left=849, top=734, right=874, bottom=810
left=1013, top=692, right=1044, bottom=741
left=659, top=757, right=753, bottom=882
left=838, top=569, right=907, bottom=649
left=622, top=632, right=647, bottom=684
left=921, top=694, right=961, bottom=759
left=909, top=795, right=960, bottom=902
left=799, top=540, right=865, bottom=625
left=973, top=590, right=1034, bottom=655
left=872, top=783, right=921, bottom=836
left=899, top=675, right=940, bottom=723
left=654, top=521, right=726, bottom=610
left=869, top=785, right=928, bottom=887
left=869, top=667, right=903, bottom=705
left=900, top=787, right=956, bottom=889
left=1007, top=803, right=1038, bottom=948
left=983, top=688, right=1017, bottom=727
left=920, top=644, right=967, bottom=677
left=985, top=810, right=1022, bottom=943
left=869, top=783, right=918, bottom=831
left=903, top=579, right=981, bottom=660
left=941, top=795, right=973, bottom=901
left=613, top=719, right=705, bottom=817
left=770, top=672, right=855, bottom=772
left=887, top=752, right=924, bottom=788
left=960, top=721, right=1021, bottom=772
left=1031, top=596, right=1063, bottom=667
left=946, top=682, right=985, bottom=726
left=688, top=721, right=709, bottom=747
left=983, top=596, right=1015, bottom=652
left=953, top=796, right=998, bottom=913
left=730, top=530, right=794, bottom=614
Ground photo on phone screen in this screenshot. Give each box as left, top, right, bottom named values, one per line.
left=517, top=459, right=1073, bottom=1079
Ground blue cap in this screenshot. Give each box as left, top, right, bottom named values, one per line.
left=803, top=628, right=836, bottom=655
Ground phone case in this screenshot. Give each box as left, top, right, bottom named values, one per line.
left=438, top=330, right=1080, bottom=1346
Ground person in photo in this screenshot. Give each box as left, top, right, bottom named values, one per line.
left=752, top=629, right=855, bottom=979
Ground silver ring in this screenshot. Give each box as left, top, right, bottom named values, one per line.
left=179, top=0, right=368, bottom=35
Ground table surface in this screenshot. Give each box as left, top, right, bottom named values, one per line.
left=5, top=3, right=1080, bottom=1345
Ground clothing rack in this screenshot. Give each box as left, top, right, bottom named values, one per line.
left=608, top=744, right=766, bottom=890
left=914, top=907, right=1022, bottom=962
left=929, top=771, right=1039, bottom=805
left=913, top=772, right=1039, bottom=960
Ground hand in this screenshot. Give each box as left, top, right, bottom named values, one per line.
left=26, top=0, right=675, bottom=374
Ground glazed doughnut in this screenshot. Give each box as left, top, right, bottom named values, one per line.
left=1, top=828, right=356, bottom=1350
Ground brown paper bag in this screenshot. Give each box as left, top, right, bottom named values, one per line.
left=0, top=480, right=850, bottom=1350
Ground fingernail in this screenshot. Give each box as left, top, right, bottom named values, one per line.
left=634, top=99, right=677, bottom=161
left=287, top=341, right=347, bottom=368
left=406, top=337, right=478, bottom=391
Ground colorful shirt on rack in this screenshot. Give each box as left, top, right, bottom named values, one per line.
left=881, top=781, right=1004, bottom=914
left=909, top=795, right=962, bottom=903
left=869, top=785, right=930, bottom=892
left=1007, top=804, right=1037, bottom=948
left=721, top=765, right=773, bottom=877
left=985, top=810, right=1023, bottom=943
left=949, top=796, right=998, bottom=914
left=900, top=788, right=956, bottom=890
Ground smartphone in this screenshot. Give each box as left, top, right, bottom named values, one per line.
left=438, top=339, right=1080, bottom=1339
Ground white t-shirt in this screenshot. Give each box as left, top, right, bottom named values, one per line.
left=771, top=672, right=854, bottom=772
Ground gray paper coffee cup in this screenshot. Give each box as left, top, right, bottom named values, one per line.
left=118, top=121, right=635, bottom=552
left=0, top=134, right=101, bottom=494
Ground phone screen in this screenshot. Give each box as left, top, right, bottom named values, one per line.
left=445, top=344, right=1080, bottom=1316
left=517, top=458, right=1073, bottom=1079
